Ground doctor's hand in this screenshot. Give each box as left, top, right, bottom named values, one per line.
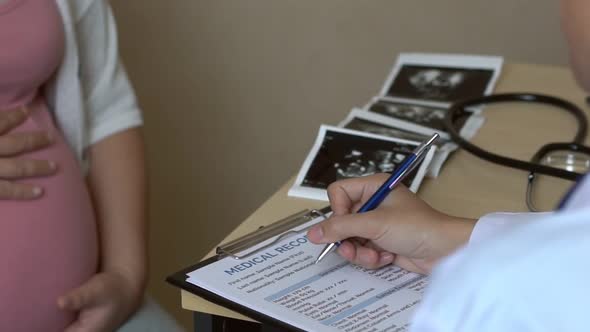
left=0, top=107, right=56, bottom=199
left=307, top=173, right=476, bottom=275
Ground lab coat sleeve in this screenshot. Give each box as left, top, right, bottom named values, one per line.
left=469, top=212, right=553, bottom=245
left=409, top=207, right=590, bottom=332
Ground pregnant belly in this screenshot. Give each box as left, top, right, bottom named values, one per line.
left=0, top=102, right=98, bottom=331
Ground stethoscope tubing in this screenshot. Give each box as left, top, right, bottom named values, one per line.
left=443, top=93, right=588, bottom=181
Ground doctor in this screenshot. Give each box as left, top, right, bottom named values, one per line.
left=307, top=0, right=590, bottom=330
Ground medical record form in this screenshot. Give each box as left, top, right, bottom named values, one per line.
left=186, top=215, right=426, bottom=332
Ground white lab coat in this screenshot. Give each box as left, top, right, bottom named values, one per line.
left=410, top=175, right=590, bottom=332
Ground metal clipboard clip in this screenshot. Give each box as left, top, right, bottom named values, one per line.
left=216, top=206, right=331, bottom=260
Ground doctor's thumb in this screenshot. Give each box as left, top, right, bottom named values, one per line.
left=307, top=212, right=385, bottom=244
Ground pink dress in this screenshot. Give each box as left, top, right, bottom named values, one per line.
left=0, top=1, right=98, bottom=331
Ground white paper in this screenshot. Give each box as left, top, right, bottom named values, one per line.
left=187, top=216, right=426, bottom=332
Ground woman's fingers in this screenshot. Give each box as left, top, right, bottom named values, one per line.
left=0, top=108, right=56, bottom=200
left=0, top=131, right=53, bottom=156
left=0, top=180, right=44, bottom=200
left=0, top=108, right=28, bottom=134
left=0, top=158, right=56, bottom=179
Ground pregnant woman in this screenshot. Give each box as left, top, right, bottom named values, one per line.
left=0, top=1, right=180, bottom=331
left=0, top=1, right=101, bottom=330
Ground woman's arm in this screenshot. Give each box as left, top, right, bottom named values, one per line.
left=56, top=2, right=149, bottom=330
left=87, top=127, right=147, bottom=297
left=58, top=127, right=147, bottom=331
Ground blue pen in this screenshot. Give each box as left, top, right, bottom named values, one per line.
left=314, top=133, right=439, bottom=264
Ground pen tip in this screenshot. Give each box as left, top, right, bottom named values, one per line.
left=315, top=243, right=337, bottom=265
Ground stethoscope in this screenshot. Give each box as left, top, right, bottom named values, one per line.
left=443, top=93, right=590, bottom=211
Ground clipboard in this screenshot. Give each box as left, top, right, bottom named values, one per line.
left=166, top=206, right=332, bottom=331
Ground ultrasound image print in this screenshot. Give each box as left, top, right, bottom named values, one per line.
left=344, top=117, right=449, bottom=147
left=387, top=65, right=494, bottom=102
left=301, top=130, right=418, bottom=189
left=334, top=149, right=404, bottom=178
left=368, top=100, right=467, bottom=132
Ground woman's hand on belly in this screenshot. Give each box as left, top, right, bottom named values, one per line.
left=0, top=107, right=57, bottom=199
left=57, top=269, right=144, bottom=332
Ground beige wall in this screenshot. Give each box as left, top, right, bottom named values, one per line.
left=111, top=1, right=568, bottom=328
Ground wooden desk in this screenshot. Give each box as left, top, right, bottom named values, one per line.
left=179, top=63, right=589, bottom=331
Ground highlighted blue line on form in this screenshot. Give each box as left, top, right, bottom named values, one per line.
left=264, top=262, right=348, bottom=302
